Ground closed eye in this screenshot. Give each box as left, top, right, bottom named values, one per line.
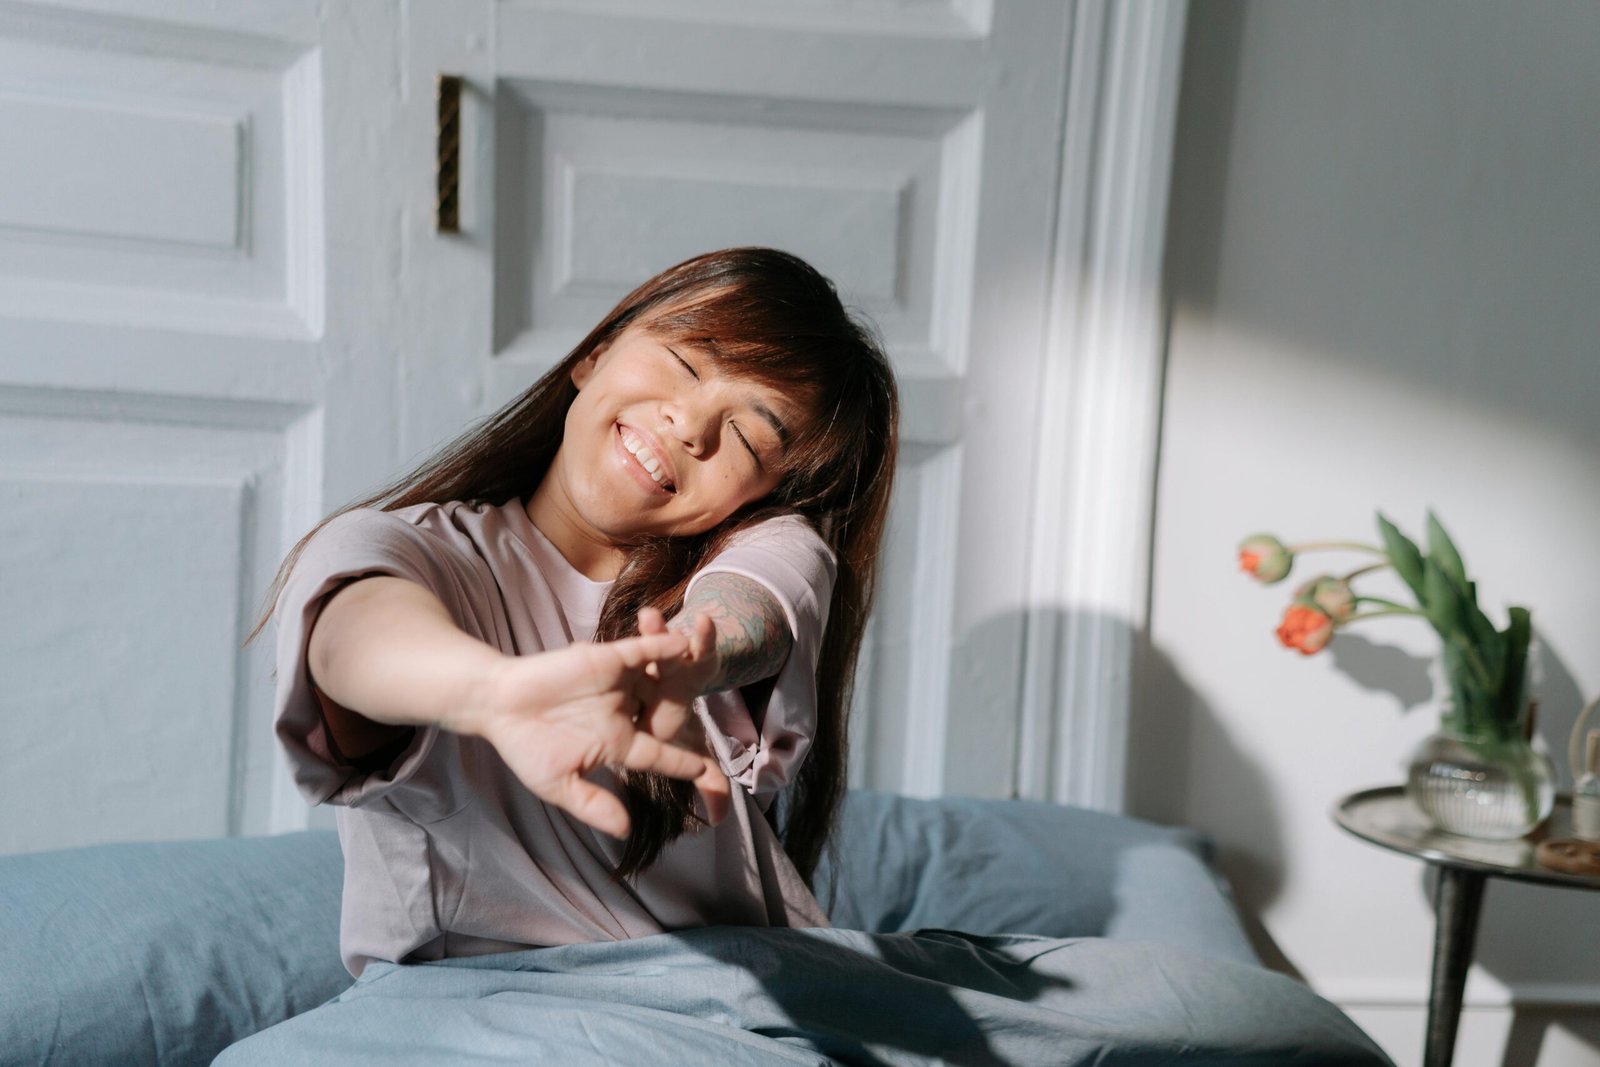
left=662, top=343, right=761, bottom=470
left=730, top=423, right=762, bottom=466
left=668, top=347, right=699, bottom=380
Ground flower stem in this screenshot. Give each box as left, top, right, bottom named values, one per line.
left=1343, top=608, right=1426, bottom=623
left=1352, top=596, right=1417, bottom=613
left=1342, top=563, right=1390, bottom=582
left=1287, top=541, right=1386, bottom=554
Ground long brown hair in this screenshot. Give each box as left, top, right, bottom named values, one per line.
left=248, top=247, right=898, bottom=886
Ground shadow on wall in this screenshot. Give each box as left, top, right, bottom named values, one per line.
left=943, top=605, right=1293, bottom=978
left=1498, top=1012, right=1600, bottom=1067
left=1135, top=0, right=1302, bottom=983
left=1156, top=2, right=1600, bottom=1059
left=1123, top=623, right=1301, bottom=980
left=1127, top=606, right=1600, bottom=1056
left=939, top=606, right=1294, bottom=973
left=1328, top=627, right=1595, bottom=782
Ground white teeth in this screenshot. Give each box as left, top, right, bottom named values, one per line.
left=619, top=428, right=671, bottom=488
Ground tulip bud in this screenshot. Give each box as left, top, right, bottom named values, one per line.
left=1277, top=603, right=1334, bottom=656
left=1238, top=534, right=1292, bottom=584
left=1295, top=575, right=1356, bottom=623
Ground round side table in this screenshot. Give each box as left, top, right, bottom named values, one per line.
left=1333, top=786, right=1600, bottom=1067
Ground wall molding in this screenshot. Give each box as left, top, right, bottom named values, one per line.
left=899, top=442, right=962, bottom=798
left=267, top=406, right=325, bottom=836
left=1017, top=0, right=1189, bottom=810
left=1319, top=976, right=1600, bottom=1010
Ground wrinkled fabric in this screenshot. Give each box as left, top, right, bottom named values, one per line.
left=273, top=499, right=835, bottom=976
left=686, top=524, right=834, bottom=799
left=215, top=927, right=1395, bottom=1067
left=1, top=833, right=348, bottom=1067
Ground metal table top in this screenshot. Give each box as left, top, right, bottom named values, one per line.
left=1333, top=786, right=1600, bottom=891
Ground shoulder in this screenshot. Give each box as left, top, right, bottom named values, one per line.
left=690, top=511, right=837, bottom=629
left=313, top=500, right=496, bottom=552
left=716, top=511, right=837, bottom=575
left=315, top=501, right=443, bottom=535
left=297, top=501, right=495, bottom=587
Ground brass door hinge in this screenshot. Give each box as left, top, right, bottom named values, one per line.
left=436, top=73, right=462, bottom=233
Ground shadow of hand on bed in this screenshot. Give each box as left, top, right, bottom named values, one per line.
left=677, top=922, right=1389, bottom=1066
left=682, top=926, right=1075, bottom=1067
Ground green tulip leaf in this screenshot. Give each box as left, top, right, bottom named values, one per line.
left=1497, top=606, right=1532, bottom=719
left=1377, top=513, right=1426, bottom=603
left=1465, top=602, right=1503, bottom=686
left=1421, top=556, right=1464, bottom=638
left=1426, top=511, right=1469, bottom=592
left=1423, top=513, right=1502, bottom=693
left=1423, top=557, right=1497, bottom=694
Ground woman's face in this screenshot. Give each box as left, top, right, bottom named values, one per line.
left=530, top=322, right=805, bottom=573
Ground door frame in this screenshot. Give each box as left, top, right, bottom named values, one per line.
left=1016, top=0, right=1190, bottom=812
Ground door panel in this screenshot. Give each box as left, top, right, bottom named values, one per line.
left=0, top=0, right=1073, bottom=856
left=402, top=1, right=1070, bottom=798
left=0, top=0, right=400, bottom=851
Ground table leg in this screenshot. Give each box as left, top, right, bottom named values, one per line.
left=1423, top=865, right=1487, bottom=1067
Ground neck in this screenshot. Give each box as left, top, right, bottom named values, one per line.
left=525, top=473, right=624, bottom=581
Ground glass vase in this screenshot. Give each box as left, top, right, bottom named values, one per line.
left=1405, top=726, right=1556, bottom=839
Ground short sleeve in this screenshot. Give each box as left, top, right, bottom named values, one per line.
left=273, top=509, right=466, bottom=808
left=685, top=513, right=837, bottom=806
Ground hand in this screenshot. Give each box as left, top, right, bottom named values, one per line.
left=636, top=606, right=732, bottom=827
left=473, top=629, right=708, bottom=838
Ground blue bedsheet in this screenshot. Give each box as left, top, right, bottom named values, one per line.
left=215, top=926, right=1392, bottom=1066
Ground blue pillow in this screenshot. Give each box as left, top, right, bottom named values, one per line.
left=816, top=789, right=1258, bottom=964
left=0, top=831, right=349, bottom=1067
left=0, top=792, right=1256, bottom=1066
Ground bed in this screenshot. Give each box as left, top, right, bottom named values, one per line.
left=0, top=789, right=1392, bottom=1065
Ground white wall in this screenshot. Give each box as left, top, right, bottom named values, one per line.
left=1136, top=2, right=1600, bottom=1065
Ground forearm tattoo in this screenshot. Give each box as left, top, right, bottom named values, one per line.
left=671, top=572, right=793, bottom=696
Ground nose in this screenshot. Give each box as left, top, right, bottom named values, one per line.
left=661, top=397, right=715, bottom=457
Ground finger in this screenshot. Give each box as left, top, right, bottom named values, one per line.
left=691, top=612, right=716, bottom=659
left=547, top=774, right=632, bottom=839
left=695, top=760, right=733, bottom=826
left=632, top=608, right=667, bottom=682
left=639, top=703, right=687, bottom=740
left=632, top=674, right=692, bottom=741
left=618, top=730, right=707, bottom=781
left=637, top=699, right=691, bottom=744
left=605, top=630, right=691, bottom=670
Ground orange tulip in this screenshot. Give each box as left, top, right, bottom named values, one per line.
left=1238, top=534, right=1292, bottom=584
left=1277, top=603, right=1334, bottom=655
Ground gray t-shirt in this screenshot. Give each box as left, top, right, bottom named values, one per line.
left=274, top=498, right=834, bottom=976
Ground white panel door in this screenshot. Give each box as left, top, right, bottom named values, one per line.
left=0, top=0, right=1075, bottom=856
left=0, top=0, right=408, bottom=851
left=395, top=1, right=1071, bottom=798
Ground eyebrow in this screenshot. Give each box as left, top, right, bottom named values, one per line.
left=753, top=401, right=791, bottom=452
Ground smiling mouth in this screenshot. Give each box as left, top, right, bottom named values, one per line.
left=617, top=424, right=676, bottom=493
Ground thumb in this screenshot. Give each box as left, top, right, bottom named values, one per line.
left=695, top=759, right=733, bottom=827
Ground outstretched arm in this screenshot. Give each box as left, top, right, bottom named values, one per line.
left=307, top=575, right=721, bottom=836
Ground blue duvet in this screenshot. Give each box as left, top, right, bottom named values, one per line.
left=215, top=926, right=1391, bottom=1066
